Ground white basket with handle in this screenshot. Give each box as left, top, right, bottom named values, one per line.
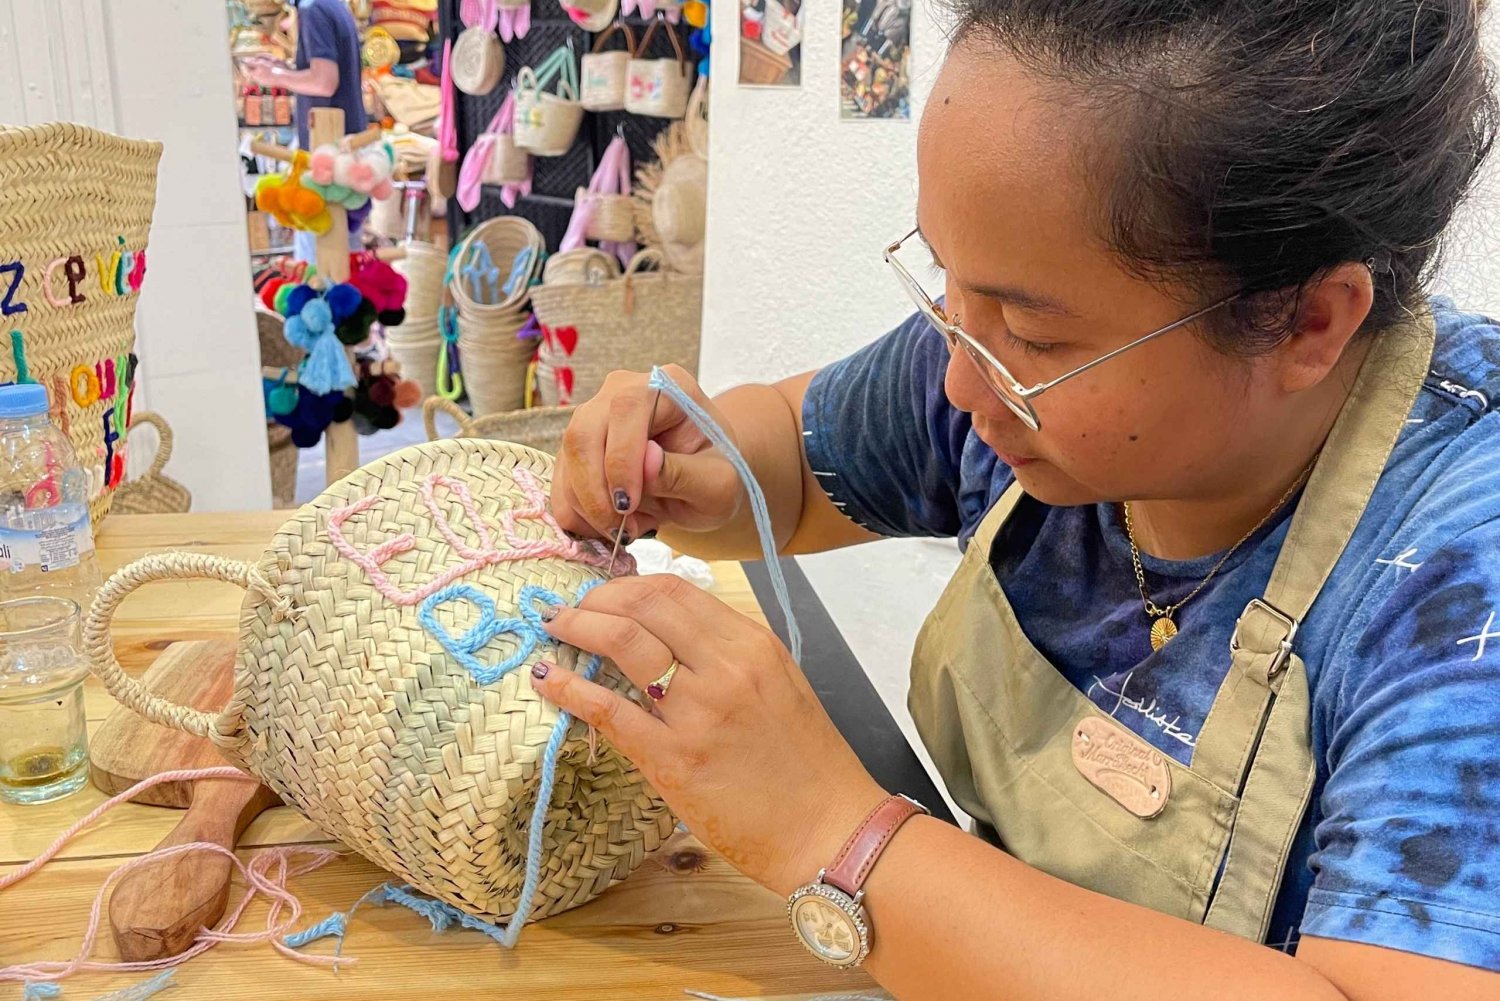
left=626, top=16, right=695, bottom=119
left=513, top=48, right=585, bottom=157
left=580, top=21, right=637, bottom=111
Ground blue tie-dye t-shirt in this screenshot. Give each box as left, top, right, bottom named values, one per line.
left=801, top=299, right=1500, bottom=970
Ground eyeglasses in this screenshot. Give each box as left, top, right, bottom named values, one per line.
left=883, top=227, right=1238, bottom=431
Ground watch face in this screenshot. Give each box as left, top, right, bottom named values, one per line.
left=789, top=887, right=867, bottom=967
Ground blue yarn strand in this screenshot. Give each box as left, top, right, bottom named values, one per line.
left=647, top=366, right=802, bottom=662
left=22, top=983, right=60, bottom=1001
left=87, top=970, right=176, bottom=1001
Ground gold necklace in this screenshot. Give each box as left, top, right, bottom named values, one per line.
left=1123, top=461, right=1316, bottom=651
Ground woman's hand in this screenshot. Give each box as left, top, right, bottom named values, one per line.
left=551, top=365, right=745, bottom=543
left=532, top=573, right=889, bottom=897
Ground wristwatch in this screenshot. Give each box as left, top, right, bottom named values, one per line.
left=787, top=793, right=928, bottom=968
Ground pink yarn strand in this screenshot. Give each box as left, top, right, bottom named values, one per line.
left=0, top=767, right=346, bottom=987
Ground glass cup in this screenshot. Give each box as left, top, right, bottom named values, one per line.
left=0, top=597, right=90, bottom=805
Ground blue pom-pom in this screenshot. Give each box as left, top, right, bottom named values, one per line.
left=286, top=283, right=318, bottom=317
left=326, top=283, right=363, bottom=322
left=301, top=298, right=333, bottom=332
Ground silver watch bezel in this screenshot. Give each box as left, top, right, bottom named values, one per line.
left=787, top=868, right=871, bottom=968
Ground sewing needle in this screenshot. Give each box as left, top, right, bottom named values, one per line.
left=609, top=387, right=663, bottom=569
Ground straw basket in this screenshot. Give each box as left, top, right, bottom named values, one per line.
left=542, top=247, right=621, bottom=286
left=452, top=25, right=504, bottom=95
left=422, top=397, right=576, bottom=457
left=457, top=308, right=535, bottom=415
left=111, top=412, right=192, bottom=515
left=450, top=217, right=545, bottom=414
left=387, top=242, right=447, bottom=399
left=482, top=132, right=531, bottom=185
left=581, top=22, right=637, bottom=112
left=584, top=193, right=636, bottom=244
left=83, top=438, right=674, bottom=925
left=514, top=66, right=585, bottom=157
left=0, top=123, right=162, bottom=524
left=626, top=19, right=695, bottom=118
left=267, top=425, right=298, bottom=508
left=530, top=249, right=702, bottom=406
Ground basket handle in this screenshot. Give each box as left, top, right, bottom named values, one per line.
left=621, top=248, right=668, bottom=314
left=423, top=395, right=476, bottom=440
left=128, top=411, right=174, bottom=479
left=591, top=20, right=638, bottom=53
left=635, top=13, right=688, bottom=65
left=82, top=552, right=278, bottom=747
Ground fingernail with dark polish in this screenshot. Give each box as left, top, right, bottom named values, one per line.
left=641, top=529, right=658, bottom=540
left=531, top=661, right=551, bottom=680
left=540, top=603, right=562, bottom=622
left=613, top=488, right=631, bottom=512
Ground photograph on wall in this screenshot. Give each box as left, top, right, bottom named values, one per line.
left=740, top=0, right=804, bottom=87
left=841, top=0, right=912, bottom=119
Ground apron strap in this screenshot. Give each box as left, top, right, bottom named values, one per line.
left=1196, top=308, right=1436, bottom=938
left=971, top=476, right=1027, bottom=555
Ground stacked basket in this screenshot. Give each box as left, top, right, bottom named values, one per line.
left=385, top=242, right=446, bottom=399
left=450, top=216, right=545, bottom=415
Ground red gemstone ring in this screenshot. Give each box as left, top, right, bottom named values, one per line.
left=645, top=660, right=680, bottom=702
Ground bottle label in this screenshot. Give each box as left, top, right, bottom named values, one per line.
left=0, top=514, right=94, bottom=574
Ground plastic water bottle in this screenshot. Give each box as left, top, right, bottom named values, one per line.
left=0, top=384, right=102, bottom=611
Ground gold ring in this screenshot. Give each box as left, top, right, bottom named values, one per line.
left=645, top=660, right=679, bottom=702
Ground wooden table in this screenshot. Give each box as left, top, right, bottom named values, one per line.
left=0, top=513, right=888, bottom=1000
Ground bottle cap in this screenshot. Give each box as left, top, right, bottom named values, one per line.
left=0, top=383, right=51, bottom=418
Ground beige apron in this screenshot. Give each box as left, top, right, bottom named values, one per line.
left=909, top=315, right=1434, bottom=941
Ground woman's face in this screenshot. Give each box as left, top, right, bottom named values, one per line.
left=916, top=43, right=1294, bottom=508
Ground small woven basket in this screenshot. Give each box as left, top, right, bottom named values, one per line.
left=530, top=249, right=702, bottom=406
left=83, top=438, right=673, bottom=924
left=514, top=65, right=585, bottom=157
left=584, top=192, right=636, bottom=243
left=423, top=397, right=576, bottom=457
left=110, top=412, right=192, bottom=515
left=581, top=23, right=637, bottom=112
left=626, top=19, right=695, bottom=119
left=483, top=132, right=532, bottom=185
left=0, top=123, right=162, bottom=524
left=457, top=308, right=536, bottom=415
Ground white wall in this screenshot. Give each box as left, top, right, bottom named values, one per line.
left=701, top=6, right=1500, bottom=806
left=0, top=0, right=271, bottom=511
left=701, top=0, right=961, bottom=796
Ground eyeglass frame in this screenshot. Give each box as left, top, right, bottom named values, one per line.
left=882, top=227, right=1240, bottom=431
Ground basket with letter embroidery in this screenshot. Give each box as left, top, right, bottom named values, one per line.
left=84, top=438, right=673, bottom=925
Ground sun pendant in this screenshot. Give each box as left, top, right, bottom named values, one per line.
left=1149, top=616, right=1178, bottom=651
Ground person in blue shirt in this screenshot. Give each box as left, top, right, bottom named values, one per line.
left=535, top=1, right=1500, bottom=998
left=246, top=0, right=369, bottom=261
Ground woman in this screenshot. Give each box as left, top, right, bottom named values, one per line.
left=535, top=2, right=1500, bottom=997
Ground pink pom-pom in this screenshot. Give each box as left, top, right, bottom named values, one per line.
left=371, top=178, right=395, bottom=201
left=308, top=146, right=338, bottom=185
left=347, top=161, right=377, bottom=193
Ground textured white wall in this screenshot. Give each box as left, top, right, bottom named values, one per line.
left=701, top=8, right=1500, bottom=805
left=0, top=0, right=271, bottom=511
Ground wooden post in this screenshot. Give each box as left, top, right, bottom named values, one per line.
left=309, top=107, right=361, bottom=487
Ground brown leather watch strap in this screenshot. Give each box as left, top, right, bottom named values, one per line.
left=822, top=794, right=927, bottom=896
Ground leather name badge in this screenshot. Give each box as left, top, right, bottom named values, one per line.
left=1071, top=716, right=1172, bottom=819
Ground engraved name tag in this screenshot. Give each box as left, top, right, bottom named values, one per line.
left=1071, top=716, right=1172, bottom=819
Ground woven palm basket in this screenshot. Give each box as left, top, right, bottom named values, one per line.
left=0, top=123, right=162, bottom=524
left=84, top=438, right=673, bottom=924
left=422, top=396, right=576, bottom=457
left=110, top=412, right=192, bottom=515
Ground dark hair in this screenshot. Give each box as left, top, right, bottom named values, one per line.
left=947, top=0, right=1497, bottom=347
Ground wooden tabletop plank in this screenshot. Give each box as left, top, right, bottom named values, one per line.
left=1, top=832, right=878, bottom=999
left=0, top=515, right=881, bottom=999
